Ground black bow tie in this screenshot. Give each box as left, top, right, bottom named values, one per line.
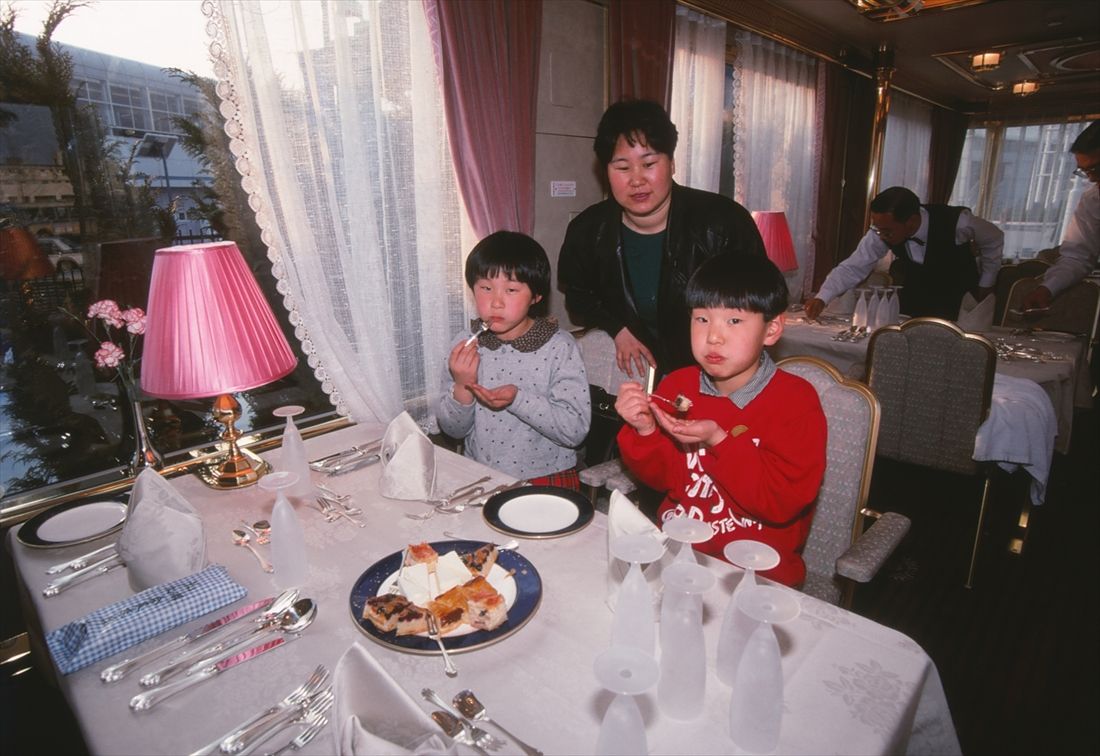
left=907, top=237, right=925, bottom=246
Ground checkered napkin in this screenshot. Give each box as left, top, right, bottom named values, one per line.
left=45, top=564, right=246, bottom=675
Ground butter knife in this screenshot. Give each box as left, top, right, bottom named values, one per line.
left=45, top=542, right=118, bottom=574
left=130, top=635, right=293, bottom=711
left=42, top=554, right=124, bottom=597
left=100, top=596, right=276, bottom=683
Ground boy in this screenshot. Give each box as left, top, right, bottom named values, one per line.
left=437, top=231, right=591, bottom=489
left=615, top=254, right=826, bottom=586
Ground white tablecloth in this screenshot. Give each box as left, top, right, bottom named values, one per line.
left=10, top=425, right=960, bottom=755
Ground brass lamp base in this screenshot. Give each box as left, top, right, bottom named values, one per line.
left=194, top=393, right=270, bottom=489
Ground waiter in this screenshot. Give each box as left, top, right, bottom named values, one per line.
left=804, top=186, right=1003, bottom=321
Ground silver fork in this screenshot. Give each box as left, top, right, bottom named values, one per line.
left=187, top=665, right=328, bottom=756
left=317, top=497, right=365, bottom=528
left=266, top=715, right=328, bottom=756
left=421, top=688, right=503, bottom=751
left=226, top=688, right=334, bottom=754
left=315, top=483, right=363, bottom=515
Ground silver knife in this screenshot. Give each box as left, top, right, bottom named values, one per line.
left=325, top=452, right=382, bottom=475
left=42, top=554, right=124, bottom=597
left=100, top=596, right=277, bottom=683
left=45, top=542, right=118, bottom=574
left=129, top=635, right=292, bottom=711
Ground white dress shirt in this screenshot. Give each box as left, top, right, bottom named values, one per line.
left=816, top=207, right=1005, bottom=304
left=1039, top=183, right=1100, bottom=297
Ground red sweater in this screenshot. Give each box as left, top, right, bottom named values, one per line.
left=617, top=366, right=827, bottom=586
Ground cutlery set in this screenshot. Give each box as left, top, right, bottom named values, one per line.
left=406, top=478, right=528, bottom=520
left=308, top=440, right=382, bottom=476
left=423, top=687, right=543, bottom=756
left=42, top=549, right=125, bottom=597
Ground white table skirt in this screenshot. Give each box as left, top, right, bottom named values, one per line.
left=11, top=425, right=960, bottom=756
left=770, top=319, right=1088, bottom=455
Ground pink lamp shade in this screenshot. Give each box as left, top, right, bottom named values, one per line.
left=141, top=241, right=297, bottom=399
left=751, top=211, right=799, bottom=273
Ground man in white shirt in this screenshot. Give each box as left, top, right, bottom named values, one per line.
left=1022, top=120, right=1100, bottom=311
left=804, top=186, right=1003, bottom=321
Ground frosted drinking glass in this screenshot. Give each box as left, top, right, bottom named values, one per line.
left=274, top=406, right=313, bottom=500
left=657, top=563, right=714, bottom=720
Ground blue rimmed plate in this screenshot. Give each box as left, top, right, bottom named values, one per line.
left=348, top=540, right=542, bottom=654
left=18, top=495, right=129, bottom=549
left=483, top=485, right=594, bottom=539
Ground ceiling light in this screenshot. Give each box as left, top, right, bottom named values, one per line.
left=970, top=51, right=1001, bottom=72
left=1012, top=80, right=1040, bottom=96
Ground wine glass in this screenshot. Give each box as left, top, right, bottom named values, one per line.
left=728, top=585, right=801, bottom=754
left=887, top=285, right=902, bottom=324
left=716, top=540, right=780, bottom=686
left=661, top=515, right=713, bottom=564
left=657, top=562, right=715, bottom=721
left=851, top=288, right=869, bottom=333
left=259, top=471, right=309, bottom=589
left=593, top=645, right=659, bottom=756
left=609, top=534, right=665, bottom=654
left=273, top=405, right=313, bottom=499
left=867, top=286, right=884, bottom=332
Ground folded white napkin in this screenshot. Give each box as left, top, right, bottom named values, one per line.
left=379, top=412, right=437, bottom=500
left=333, top=642, right=456, bottom=755
left=957, top=292, right=995, bottom=332
left=606, top=489, right=666, bottom=609
left=117, top=469, right=206, bottom=591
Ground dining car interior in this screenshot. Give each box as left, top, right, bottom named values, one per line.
left=1, top=0, right=1098, bottom=754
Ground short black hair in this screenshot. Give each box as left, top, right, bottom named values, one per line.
left=869, top=186, right=921, bottom=222
left=593, top=99, right=678, bottom=165
left=1070, top=120, right=1100, bottom=154
left=464, top=231, right=551, bottom=305
left=685, top=254, right=789, bottom=320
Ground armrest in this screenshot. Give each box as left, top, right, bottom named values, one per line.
left=605, top=468, right=639, bottom=496
left=836, top=511, right=911, bottom=583
left=579, top=459, right=625, bottom=488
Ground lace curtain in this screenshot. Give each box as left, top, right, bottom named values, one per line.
left=669, top=5, right=726, bottom=193
left=951, top=121, right=1088, bottom=259
left=208, top=0, right=466, bottom=424
left=729, top=30, right=818, bottom=298
left=880, top=90, right=932, bottom=199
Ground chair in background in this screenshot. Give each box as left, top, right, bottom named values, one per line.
left=993, top=258, right=1050, bottom=325
left=777, top=357, right=910, bottom=607
left=573, top=328, right=640, bottom=500
left=1002, top=277, right=1100, bottom=363
left=866, top=318, right=996, bottom=588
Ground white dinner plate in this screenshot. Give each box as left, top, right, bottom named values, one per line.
left=482, top=485, right=594, bottom=539
left=18, top=496, right=129, bottom=549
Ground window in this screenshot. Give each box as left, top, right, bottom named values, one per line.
left=110, top=84, right=149, bottom=131
left=148, top=90, right=184, bottom=133
left=881, top=91, right=932, bottom=198
left=950, top=121, right=1088, bottom=259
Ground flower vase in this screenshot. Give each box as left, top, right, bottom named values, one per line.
left=118, top=376, right=163, bottom=476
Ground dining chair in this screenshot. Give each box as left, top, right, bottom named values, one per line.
left=1002, top=277, right=1100, bottom=363
left=993, top=258, right=1050, bottom=325
left=865, top=318, right=997, bottom=588
left=777, top=356, right=910, bottom=608
left=573, top=328, right=640, bottom=502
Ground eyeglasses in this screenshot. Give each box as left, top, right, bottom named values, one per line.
left=1073, top=166, right=1100, bottom=179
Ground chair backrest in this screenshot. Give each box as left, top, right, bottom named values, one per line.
left=573, top=327, right=638, bottom=395
left=994, top=259, right=1051, bottom=325
left=777, top=357, right=880, bottom=606
left=866, top=318, right=996, bottom=476
left=1002, top=278, right=1100, bottom=356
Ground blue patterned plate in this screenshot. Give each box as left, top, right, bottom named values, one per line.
left=348, top=540, right=542, bottom=654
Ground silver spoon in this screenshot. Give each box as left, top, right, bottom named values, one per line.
left=455, top=689, right=543, bottom=756
left=253, top=520, right=272, bottom=542
left=431, top=710, right=489, bottom=756
left=233, top=529, right=274, bottom=573
left=239, top=520, right=270, bottom=545
left=465, top=320, right=490, bottom=346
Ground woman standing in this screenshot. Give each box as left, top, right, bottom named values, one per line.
left=558, top=100, right=765, bottom=376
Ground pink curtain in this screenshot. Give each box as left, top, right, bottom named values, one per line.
left=424, top=0, right=542, bottom=238
left=609, top=0, right=676, bottom=106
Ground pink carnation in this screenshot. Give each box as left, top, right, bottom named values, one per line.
left=87, top=299, right=124, bottom=328
left=121, top=307, right=146, bottom=335
left=94, top=341, right=125, bottom=369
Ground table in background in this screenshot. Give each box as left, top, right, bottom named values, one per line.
left=10, top=424, right=960, bottom=755
left=770, top=319, right=1090, bottom=454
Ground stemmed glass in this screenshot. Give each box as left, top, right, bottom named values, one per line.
left=662, top=515, right=713, bottom=564
left=851, top=288, right=870, bottom=336
left=609, top=534, right=665, bottom=654
left=273, top=405, right=313, bottom=499
left=259, top=471, right=309, bottom=589
left=716, top=540, right=780, bottom=686
left=657, top=562, right=715, bottom=721
left=593, top=645, right=660, bottom=756
left=886, top=285, right=902, bottom=324
left=728, top=585, right=801, bottom=754
left=867, top=286, right=884, bottom=332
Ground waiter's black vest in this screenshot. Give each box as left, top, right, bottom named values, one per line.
left=887, top=204, right=978, bottom=320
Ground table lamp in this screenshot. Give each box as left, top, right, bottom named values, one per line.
left=751, top=211, right=799, bottom=273
left=141, top=241, right=297, bottom=488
